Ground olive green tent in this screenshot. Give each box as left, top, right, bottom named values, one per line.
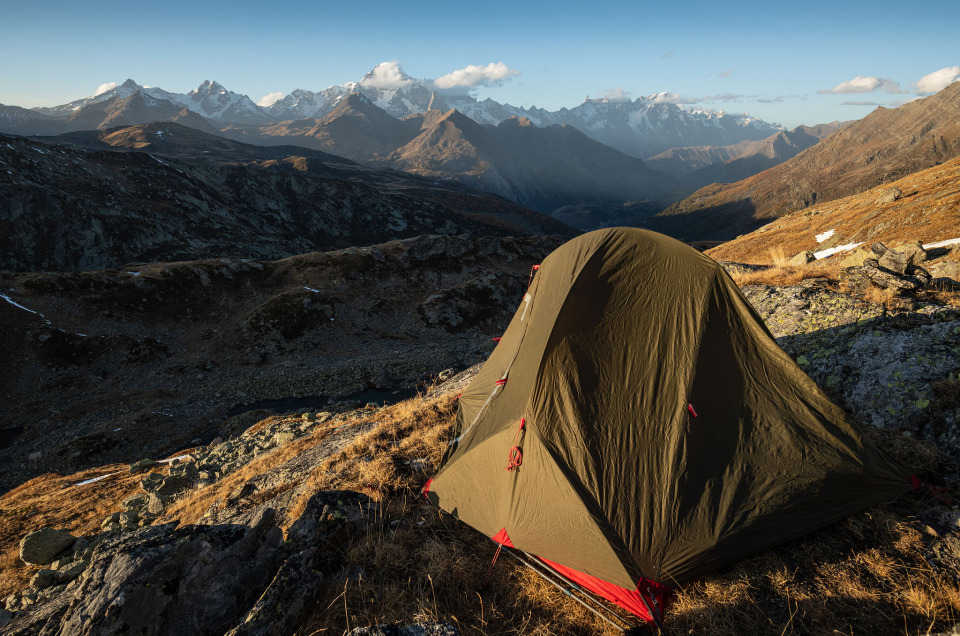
left=424, top=227, right=912, bottom=623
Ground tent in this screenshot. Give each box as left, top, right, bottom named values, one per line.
left=423, top=227, right=912, bottom=625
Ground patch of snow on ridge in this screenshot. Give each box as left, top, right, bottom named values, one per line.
left=1, top=292, right=39, bottom=314
left=816, top=229, right=835, bottom=243
left=814, top=242, right=863, bottom=260
left=923, top=238, right=960, bottom=249
left=74, top=472, right=119, bottom=487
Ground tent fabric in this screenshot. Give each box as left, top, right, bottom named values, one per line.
left=425, top=227, right=912, bottom=618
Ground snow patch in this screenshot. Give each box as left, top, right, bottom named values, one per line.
left=923, top=238, right=960, bottom=249
left=159, top=454, right=190, bottom=464
left=815, top=229, right=835, bottom=243
left=304, top=286, right=320, bottom=293
left=813, top=242, right=863, bottom=260
left=74, top=472, right=120, bottom=487
left=1, top=293, right=39, bottom=315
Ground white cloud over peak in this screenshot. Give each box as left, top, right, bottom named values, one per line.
left=257, top=91, right=286, bottom=107
left=93, top=82, right=117, bottom=96
left=912, top=66, right=960, bottom=94
left=362, top=62, right=417, bottom=90
left=646, top=92, right=695, bottom=104
left=598, top=87, right=632, bottom=102
left=433, top=62, right=519, bottom=90
left=818, top=76, right=903, bottom=94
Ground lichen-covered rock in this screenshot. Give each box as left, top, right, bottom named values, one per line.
left=20, top=528, right=76, bottom=566
left=2, top=509, right=285, bottom=636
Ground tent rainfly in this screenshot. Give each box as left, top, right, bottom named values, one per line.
left=424, top=227, right=913, bottom=625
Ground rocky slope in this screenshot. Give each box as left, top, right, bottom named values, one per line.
left=0, top=128, right=572, bottom=271
left=646, top=122, right=847, bottom=189
left=651, top=81, right=960, bottom=240
left=0, top=233, right=564, bottom=496
left=1, top=251, right=960, bottom=634
left=705, top=155, right=960, bottom=264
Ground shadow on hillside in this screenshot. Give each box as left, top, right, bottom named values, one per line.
left=641, top=198, right=760, bottom=242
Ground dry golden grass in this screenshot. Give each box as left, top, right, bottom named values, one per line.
left=0, top=464, right=149, bottom=598
left=5, top=392, right=960, bottom=635
left=706, top=156, right=960, bottom=265
left=730, top=262, right=840, bottom=288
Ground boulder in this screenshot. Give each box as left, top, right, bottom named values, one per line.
left=878, top=249, right=914, bottom=275
left=20, top=528, right=76, bottom=566
left=787, top=251, right=815, bottom=266
left=120, top=494, right=148, bottom=512
left=877, top=187, right=902, bottom=203
left=839, top=248, right=873, bottom=268
left=869, top=242, right=889, bottom=257
left=894, top=241, right=928, bottom=264
left=129, top=459, right=158, bottom=474
left=29, top=569, right=58, bottom=590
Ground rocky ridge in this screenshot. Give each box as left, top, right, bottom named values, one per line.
left=0, top=129, right=572, bottom=272
left=0, top=233, right=564, bottom=495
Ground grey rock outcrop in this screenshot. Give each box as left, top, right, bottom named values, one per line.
left=839, top=243, right=934, bottom=305
left=5, top=509, right=284, bottom=636
left=19, top=529, right=76, bottom=566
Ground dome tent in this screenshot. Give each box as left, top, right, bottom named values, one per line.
left=423, top=228, right=912, bottom=625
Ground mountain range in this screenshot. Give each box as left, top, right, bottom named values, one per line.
left=219, top=93, right=682, bottom=214
left=0, top=64, right=783, bottom=162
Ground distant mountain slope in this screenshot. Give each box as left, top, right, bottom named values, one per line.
left=649, top=82, right=960, bottom=241
left=646, top=122, right=847, bottom=187
left=0, top=128, right=572, bottom=272
left=224, top=94, right=680, bottom=215
left=46, top=122, right=571, bottom=238
left=705, top=155, right=960, bottom=264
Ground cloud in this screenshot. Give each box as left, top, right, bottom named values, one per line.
left=912, top=66, right=960, bottom=94
left=661, top=51, right=675, bottom=59
left=647, top=92, right=696, bottom=104
left=719, top=69, right=734, bottom=78
left=703, top=93, right=744, bottom=103
left=257, top=92, right=286, bottom=107
left=433, top=62, right=519, bottom=91
left=598, top=87, right=632, bottom=102
left=362, top=61, right=417, bottom=90
left=647, top=92, right=745, bottom=105
left=818, top=76, right=904, bottom=94
left=841, top=100, right=882, bottom=106
left=94, top=82, right=117, bottom=96
left=758, top=96, right=785, bottom=103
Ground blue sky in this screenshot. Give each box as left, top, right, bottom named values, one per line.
left=1, top=0, right=958, bottom=129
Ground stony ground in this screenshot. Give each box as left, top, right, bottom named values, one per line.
left=1, top=240, right=960, bottom=634
left=0, top=233, right=564, bottom=495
